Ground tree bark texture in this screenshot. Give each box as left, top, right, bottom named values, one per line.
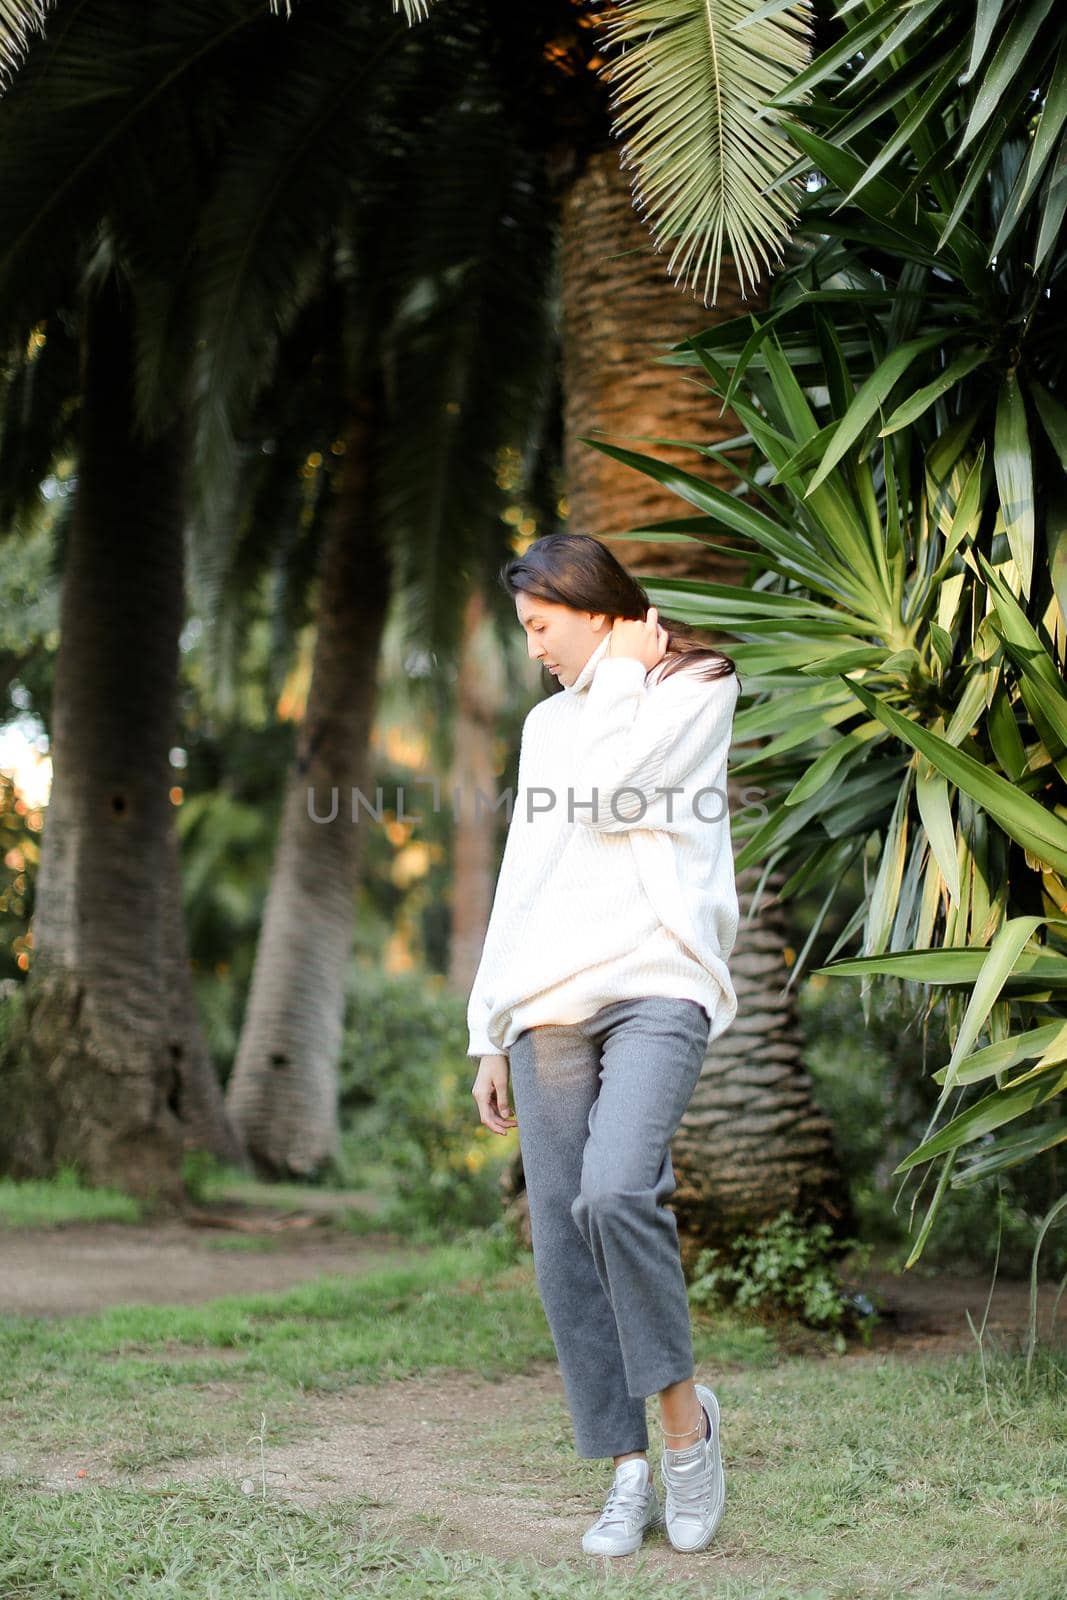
left=560, top=146, right=754, bottom=587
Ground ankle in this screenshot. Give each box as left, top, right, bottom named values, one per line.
left=658, top=1403, right=709, bottom=1446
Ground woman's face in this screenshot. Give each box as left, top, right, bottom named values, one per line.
left=515, top=594, right=609, bottom=688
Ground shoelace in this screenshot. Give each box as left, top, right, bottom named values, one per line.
left=592, top=1474, right=652, bottom=1530
left=662, top=1435, right=717, bottom=1515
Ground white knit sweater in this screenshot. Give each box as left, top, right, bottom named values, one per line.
left=466, top=630, right=741, bottom=1059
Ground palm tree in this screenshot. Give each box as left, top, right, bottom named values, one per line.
left=0, top=0, right=562, bottom=1183
left=0, top=1, right=275, bottom=1194
left=195, top=21, right=559, bottom=1174
left=7, top=0, right=817, bottom=313
left=392, top=0, right=815, bottom=306
left=225, top=392, right=394, bottom=1176
left=370, top=0, right=852, bottom=1244
left=1, top=268, right=244, bottom=1195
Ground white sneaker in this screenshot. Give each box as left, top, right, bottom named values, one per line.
left=659, top=1383, right=726, bottom=1552
left=581, top=1456, right=664, bottom=1556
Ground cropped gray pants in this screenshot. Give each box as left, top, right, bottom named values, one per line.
left=507, top=996, right=713, bottom=1460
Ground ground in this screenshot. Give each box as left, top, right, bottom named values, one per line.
left=1, top=1202, right=1062, bottom=1577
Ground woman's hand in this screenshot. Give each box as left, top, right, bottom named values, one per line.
left=471, top=1054, right=517, bottom=1135
left=607, top=606, right=669, bottom=672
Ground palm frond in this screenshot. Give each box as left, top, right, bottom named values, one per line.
left=0, top=0, right=50, bottom=86
left=0, top=306, right=80, bottom=528
left=378, top=74, right=559, bottom=713
left=270, top=0, right=436, bottom=16
left=596, top=0, right=814, bottom=305
left=391, top=0, right=436, bottom=20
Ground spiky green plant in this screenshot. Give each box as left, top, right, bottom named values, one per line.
left=577, top=4, right=1067, bottom=1267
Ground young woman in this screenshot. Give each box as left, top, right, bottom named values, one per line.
left=468, top=532, right=741, bottom=1558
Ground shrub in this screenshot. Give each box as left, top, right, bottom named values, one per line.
left=798, top=979, right=1067, bottom=1280
left=688, top=1209, right=871, bottom=1339
left=335, top=963, right=514, bottom=1238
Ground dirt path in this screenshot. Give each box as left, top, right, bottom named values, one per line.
left=0, top=1212, right=416, bottom=1317
left=29, top=1364, right=774, bottom=1577
left=840, top=1262, right=1065, bottom=1358
left=3, top=1208, right=1060, bottom=1346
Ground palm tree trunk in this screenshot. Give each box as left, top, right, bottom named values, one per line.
left=447, top=587, right=506, bottom=993
left=500, top=146, right=854, bottom=1248
left=0, top=271, right=243, bottom=1202
left=560, top=147, right=752, bottom=585
left=670, top=865, right=853, bottom=1267
left=225, top=393, right=392, bottom=1178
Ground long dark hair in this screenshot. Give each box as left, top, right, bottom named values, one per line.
left=499, top=532, right=739, bottom=691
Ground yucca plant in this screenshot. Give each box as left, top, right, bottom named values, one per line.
left=580, top=95, right=1067, bottom=1266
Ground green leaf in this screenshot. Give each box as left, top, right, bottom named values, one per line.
left=806, top=332, right=950, bottom=493
left=1029, top=379, right=1067, bottom=472
left=812, top=945, right=1067, bottom=986
left=843, top=51, right=963, bottom=205
left=935, top=916, right=1050, bottom=1110
left=842, top=679, right=1067, bottom=874
left=939, top=68, right=1037, bottom=249
left=767, top=0, right=901, bottom=106
left=958, top=0, right=1057, bottom=152
left=782, top=717, right=886, bottom=804
left=936, top=1020, right=1067, bottom=1085
left=733, top=679, right=852, bottom=739
left=959, top=0, right=1007, bottom=85
left=879, top=348, right=989, bottom=437
left=915, top=761, right=961, bottom=903
left=903, top=1148, right=957, bottom=1268
left=846, top=0, right=949, bottom=91
left=783, top=121, right=942, bottom=258
left=1047, top=499, right=1067, bottom=640
left=952, top=1116, right=1067, bottom=1183
left=990, top=40, right=1067, bottom=254
left=978, top=552, right=1067, bottom=780
left=893, top=1068, right=1067, bottom=1171
left=986, top=683, right=1028, bottom=782
left=993, top=374, right=1035, bottom=596
left=1034, top=148, right=1067, bottom=266
left=579, top=435, right=866, bottom=605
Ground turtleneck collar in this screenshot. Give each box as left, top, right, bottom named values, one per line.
left=564, top=630, right=613, bottom=695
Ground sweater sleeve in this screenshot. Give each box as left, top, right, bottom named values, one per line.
left=465, top=715, right=535, bottom=1059
left=570, top=657, right=738, bottom=833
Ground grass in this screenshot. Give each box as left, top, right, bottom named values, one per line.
left=0, top=1234, right=552, bottom=1462
left=0, top=1166, right=142, bottom=1227
left=0, top=1221, right=1065, bottom=1598
left=0, top=1158, right=394, bottom=1239
left=0, top=1490, right=706, bottom=1600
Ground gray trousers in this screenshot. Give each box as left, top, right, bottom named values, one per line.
left=507, top=996, right=712, bottom=1460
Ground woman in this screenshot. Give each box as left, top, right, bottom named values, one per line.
left=468, top=532, right=741, bottom=1558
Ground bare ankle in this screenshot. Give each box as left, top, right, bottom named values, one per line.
left=658, top=1376, right=705, bottom=1443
